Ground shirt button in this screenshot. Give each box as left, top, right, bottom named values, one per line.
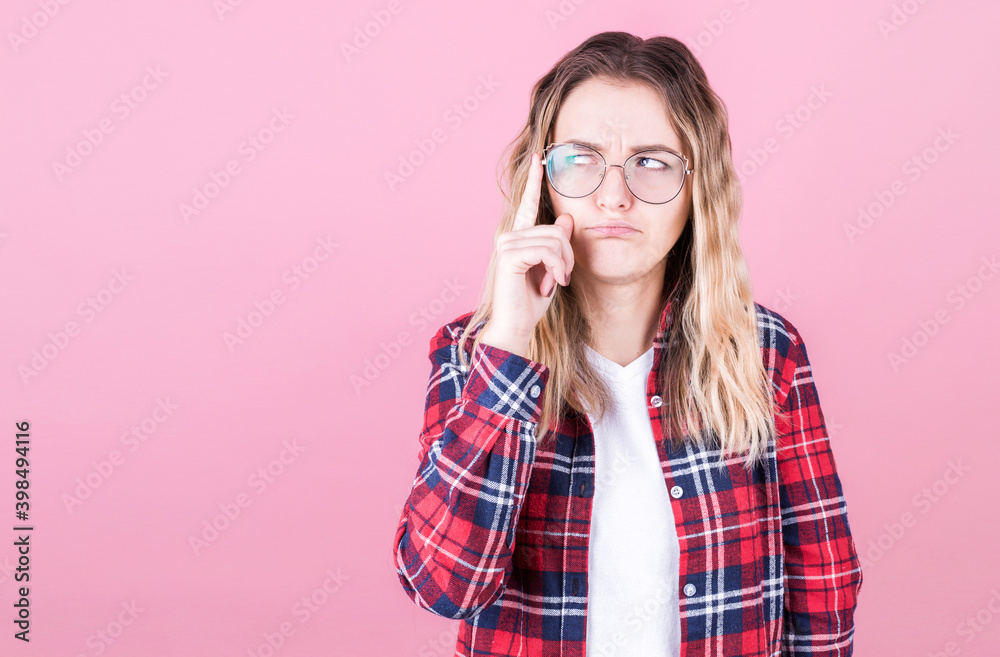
left=683, top=583, right=696, bottom=597
left=650, top=395, right=663, bottom=407
left=670, top=485, right=684, bottom=499
left=530, top=385, right=540, bottom=398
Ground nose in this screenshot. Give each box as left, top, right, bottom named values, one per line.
left=597, top=163, right=631, bottom=200
left=603, top=164, right=627, bottom=179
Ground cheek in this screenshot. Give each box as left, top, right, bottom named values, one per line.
left=547, top=190, right=587, bottom=225
left=653, top=208, right=689, bottom=247
left=545, top=184, right=567, bottom=217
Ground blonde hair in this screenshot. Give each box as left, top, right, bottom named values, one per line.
left=458, top=32, right=785, bottom=470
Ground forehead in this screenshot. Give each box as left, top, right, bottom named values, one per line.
left=552, top=77, right=680, bottom=150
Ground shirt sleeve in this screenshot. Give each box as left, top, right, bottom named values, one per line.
left=777, top=327, right=864, bottom=656
left=391, top=319, right=549, bottom=619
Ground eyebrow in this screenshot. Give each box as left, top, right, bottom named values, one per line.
left=561, top=139, right=679, bottom=153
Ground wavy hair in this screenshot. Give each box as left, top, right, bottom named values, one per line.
left=457, top=31, right=784, bottom=470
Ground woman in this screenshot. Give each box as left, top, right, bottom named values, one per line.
left=392, top=31, right=863, bottom=657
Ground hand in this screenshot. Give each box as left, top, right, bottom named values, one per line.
left=481, top=152, right=574, bottom=356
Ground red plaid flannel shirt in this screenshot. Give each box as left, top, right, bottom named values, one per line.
left=392, top=298, right=863, bottom=656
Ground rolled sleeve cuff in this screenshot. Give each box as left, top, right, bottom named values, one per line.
left=464, top=341, right=550, bottom=424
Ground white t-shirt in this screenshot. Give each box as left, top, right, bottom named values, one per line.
left=582, top=343, right=681, bottom=657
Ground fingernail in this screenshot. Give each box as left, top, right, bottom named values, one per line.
left=546, top=283, right=555, bottom=297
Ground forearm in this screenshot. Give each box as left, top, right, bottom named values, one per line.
left=393, top=331, right=548, bottom=619
left=777, top=325, right=864, bottom=655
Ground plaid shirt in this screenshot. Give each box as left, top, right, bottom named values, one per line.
left=392, top=298, right=863, bottom=656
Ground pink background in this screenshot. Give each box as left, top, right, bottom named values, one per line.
left=2, top=1, right=998, bottom=655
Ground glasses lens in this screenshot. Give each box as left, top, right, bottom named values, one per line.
left=546, top=144, right=688, bottom=203
left=625, top=151, right=686, bottom=204
left=545, top=144, right=604, bottom=197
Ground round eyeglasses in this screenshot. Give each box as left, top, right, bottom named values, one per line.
left=541, top=142, right=694, bottom=205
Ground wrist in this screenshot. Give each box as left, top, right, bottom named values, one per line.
left=480, top=325, right=531, bottom=359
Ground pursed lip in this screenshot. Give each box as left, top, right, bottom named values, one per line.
left=588, top=220, right=639, bottom=233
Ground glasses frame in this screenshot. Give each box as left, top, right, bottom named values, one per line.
left=541, top=142, right=695, bottom=205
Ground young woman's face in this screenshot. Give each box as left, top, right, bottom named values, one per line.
left=546, top=77, right=692, bottom=291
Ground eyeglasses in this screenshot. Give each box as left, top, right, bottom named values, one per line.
left=541, top=142, right=694, bottom=205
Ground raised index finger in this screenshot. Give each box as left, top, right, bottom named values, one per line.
left=512, top=152, right=543, bottom=231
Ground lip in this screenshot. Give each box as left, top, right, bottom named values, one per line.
left=589, top=221, right=639, bottom=236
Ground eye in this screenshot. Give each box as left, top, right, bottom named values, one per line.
left=567, top=154, right=599, bottom=165
left=635, top=156, right=671, bottom=170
